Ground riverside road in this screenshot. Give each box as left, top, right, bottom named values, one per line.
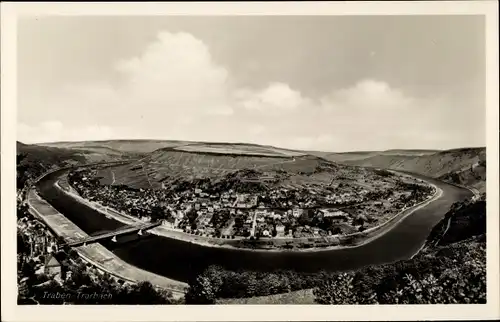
left=36, top=168, right=472, bottom=284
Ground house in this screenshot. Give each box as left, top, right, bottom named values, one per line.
left=199, top=197, right=210, bottom=204
left=46, top=241, right=58, bottom=254
left=201, top=213, right=213, bottom=225
left=292, top=209, right=302, bottom=217
left=162, top=218, right=175, bottom=228
left=321, top=210, right=349, bottom=220
left=276, top=224, right=285, bottom=237
left=44, top=254, right=62, bottom=276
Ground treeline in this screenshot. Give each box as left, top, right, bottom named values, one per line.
left=17, top=144, right=87, bottom=188
left=426, top=198, right=486, bottom=247
left=185, top=266, right=327, bottom=303
left=314, top=234, right=486, bottom=304
left=21, top=262, right=178, bottom=305
left=373, top=169, right=394, bottom=177
left=185, top=198, right=486, bottom=304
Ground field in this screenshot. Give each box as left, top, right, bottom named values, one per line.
left=174, top=143, right=305, bottom=157
left=96, top=148, right=309, bottom=189
left=217, top=288, right=315, bottom=304
left=91, top=143, right=436, bottom=200
left=38, top=139, right=193, bottom=154
left=38, top=139, right=308, bottom=157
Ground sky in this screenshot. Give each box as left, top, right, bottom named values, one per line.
left=17, top=15, right=485, bottom=152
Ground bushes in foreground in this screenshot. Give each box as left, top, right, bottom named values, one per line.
left=185, top=235, right=485, bottom=304
left=185, top=199, right=486, bottom=304
left=185, top=266, right=326, bottom=303
left=314, top=236, right=485, bottom=304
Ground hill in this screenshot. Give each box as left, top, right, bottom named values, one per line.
left=334, top=147, right=486, bottom=192
left=16, top=141, right=135, bottom=188
left=37, top=139, right=192, bottom=154
left=424, top=195, right=486, bottom=248
left=173, top=142, right=305, bottom=157
left=438, top=159, right=486, bottom=193
left=310, top=149, right=439, bottom=163
left=340, top=147, right=484, bottom=175
left=92, top=142, right=327, bottom=190
left=31, top=140, right=486, bottom=192
left=37, top=139, right=307, bottom=156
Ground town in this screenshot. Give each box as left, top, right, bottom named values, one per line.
left=67, top=166, right=436, bottom=241
left=16, top=189, right=176, bottom=304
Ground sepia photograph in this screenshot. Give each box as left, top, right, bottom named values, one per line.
left=1, top=1, right=499, bottom=321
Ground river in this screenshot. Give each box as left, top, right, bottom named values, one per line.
left=36, top=168, right=472, bottom=283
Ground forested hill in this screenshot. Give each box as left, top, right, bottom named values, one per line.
left=16, top=141, right=134, bottom=189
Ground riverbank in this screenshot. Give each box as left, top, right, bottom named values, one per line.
left=55, top=176, right=139, bottom=226
left=74, top=243, right=187, bottom=298
left=58, top=168, right=442, bottom=252
left=26, top=184, right=188, bottom=295
left=35, top=164, right=473, bottom=289
left=148, top=179, right=441, bottom=253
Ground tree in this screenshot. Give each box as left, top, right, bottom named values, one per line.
left=298, top=209, right=315, bottom=227
left=127, top=281, right=172, bottom=304
left=150, top=206, right=165, bottom=222
left=313, top=273, right=375, bottom=304
left=68, top=249, right=79, bottom=260
left=21, top=260, right=36, bottom=281
left=17, top=233, right=28, bottom=255
left=185, top=275, right=217, bottom=304
left=66, top=263, right=92, bottom=288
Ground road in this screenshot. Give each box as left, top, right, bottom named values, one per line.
left=250, top=212, right=258, bottom=237
left=33, top=162, right=473, bottom=284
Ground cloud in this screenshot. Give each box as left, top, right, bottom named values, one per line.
left=18, top=121, right=115, bottom=144
left=321, top=79, right=416, bottom=111
left=235, top=82, right=310, bottom=113
left=115, top=32, right=233, bottom=117
left=18, top=31, right=473, bottom=151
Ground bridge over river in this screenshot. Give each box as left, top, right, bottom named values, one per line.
left=67, top=222, right=161, bottom=247
left=35, top=165, right=473, bottom=286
